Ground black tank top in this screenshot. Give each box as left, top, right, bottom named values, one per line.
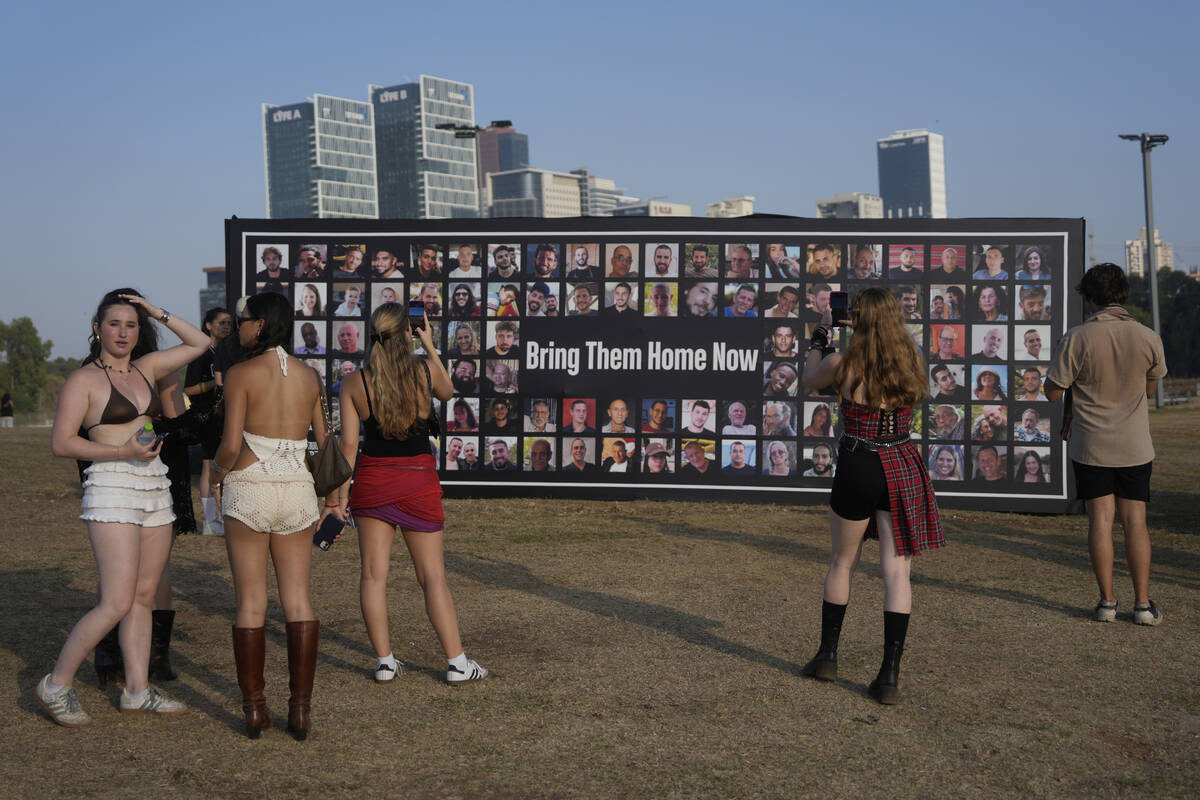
left=360, top=360, right=438, bottom=458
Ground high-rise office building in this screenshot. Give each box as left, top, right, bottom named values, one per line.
left=262, top=94, right=378, bottom=219
left=706, top=196, right=755, bottom=218
left=370, top=76, right=479, bottom=219
left=815, top=192, right=883, bottom=219
left=487, top=168, right=584, bottom=218
left=478, top=127, right=529, bottom=177
left=1125, top=227, right=1174, bottom=277
left=877, top=129, right=946, bottom=219
left=570, top=168, right=635, bottom=216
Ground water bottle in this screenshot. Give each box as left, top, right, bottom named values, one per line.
left=136, top=422, right=156, bottom=446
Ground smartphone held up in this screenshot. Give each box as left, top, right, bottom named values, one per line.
left=829, top=290, right=850, bottom=326
left=408, top=298, right=425, bottom=334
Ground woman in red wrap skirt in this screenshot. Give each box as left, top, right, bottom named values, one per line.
left=335, top=302, right=488, bottom=685
left=799, top=287, right=944, bottom=704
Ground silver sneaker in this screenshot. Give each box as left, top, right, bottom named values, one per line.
left=119, top=686, right=187, bottom=715
left=1093, top=599, right=1118, bottom=622
left=446, top=658, right=488, bottom=685
left=1133, top=601, right=1163, bottom=626
left=36, top=674, right=92, bottom=727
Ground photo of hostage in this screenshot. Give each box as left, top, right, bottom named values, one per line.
left=1045, top=263, right=1168, bottom=626
left=601, top=437, right=636, bottom=473
left=803, top=442, right=836, bottom=478
left=798, top=286, right=944, bottom=705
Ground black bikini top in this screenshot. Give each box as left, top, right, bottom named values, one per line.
left=85, top=364, right=163, bottom=433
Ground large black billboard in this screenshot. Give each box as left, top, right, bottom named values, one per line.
left=226, top=216, right=1083, bottom=512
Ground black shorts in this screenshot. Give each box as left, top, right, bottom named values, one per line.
left=829, top=444, right=890, bottom=521
left=1072, top=460, right=1152, bottom=503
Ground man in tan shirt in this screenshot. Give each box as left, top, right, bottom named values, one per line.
left=1045, top=264, right=1167, bottom=625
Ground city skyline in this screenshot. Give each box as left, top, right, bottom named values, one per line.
left=2, top=0, right=1196, bottom=358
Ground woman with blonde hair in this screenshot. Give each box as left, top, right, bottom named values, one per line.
left=799, top=287, right=944, bottom=704
left=334, top=302, right=487, bottom=684
left=213, top=291, right=329, bottom=740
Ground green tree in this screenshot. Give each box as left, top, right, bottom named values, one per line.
left=0, top=318, right=54, bottom=413
left=1127, top=269, right=1200, bottom=378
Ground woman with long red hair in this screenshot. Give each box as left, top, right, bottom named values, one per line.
left=799, top=287, right=944, bottom=704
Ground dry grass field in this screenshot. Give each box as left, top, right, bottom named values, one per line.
left=1, top=407, right=1197, bottom=799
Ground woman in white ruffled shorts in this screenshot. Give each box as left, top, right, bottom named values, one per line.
left=37, top=291, right=208, bottom=726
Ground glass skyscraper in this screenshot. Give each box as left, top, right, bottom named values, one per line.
left=370, top=75, right=479, bottom=219
left=876, top=129, right=946, bottom=219
left=262, top=94, right=378, bottom=219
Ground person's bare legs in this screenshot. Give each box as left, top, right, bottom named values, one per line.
left=50, top=522, right=140, bottom=687
left=823, top=510, right=868, bottom=605
left=1116, top=497, right=1151, bottom=604
left=224, top=518, right=271, bottom=627
left=270, top=528, right=315, bottom=623
left=118, top=525, right=174, bottom=694
left=402, top=529, right=462, bottom=659
left=357, top=517, right=397, bottom=658
left=1086, top=495, right=1117, bottom=602
left=874, top=511, right=913, bottom=614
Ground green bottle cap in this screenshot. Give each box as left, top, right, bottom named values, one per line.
left=144, top=423, right=154, bottom=431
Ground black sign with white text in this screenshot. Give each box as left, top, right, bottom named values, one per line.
left=227, top=216, right=1084, bottom=511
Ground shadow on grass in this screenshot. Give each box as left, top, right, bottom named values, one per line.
left=630, top=515, right=1089, bottom=618
left=1146, top=490, right=1200, bottom=536
left=169, top=553, right=378, bottom=687
left=444, top=552, right=804, bottom=676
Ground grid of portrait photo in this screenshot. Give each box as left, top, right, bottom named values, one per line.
left=245, top=235, right=1064, bottom=493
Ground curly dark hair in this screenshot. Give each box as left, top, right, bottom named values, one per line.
left=1076, top=263, right=1128, bottom=306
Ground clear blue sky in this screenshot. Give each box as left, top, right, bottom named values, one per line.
left=1, top=0, right=1195, bottom=358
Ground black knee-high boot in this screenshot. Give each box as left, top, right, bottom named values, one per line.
left=148, top=610, right=178, bottom=681
left=868, top=611, right=909, bottom=705
left=800, top=601, right=847, bottom=681
left=94, top=625, right=124, bottom=688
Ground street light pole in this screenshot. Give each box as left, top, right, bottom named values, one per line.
left=1119, top=132, right=1168, bottom=408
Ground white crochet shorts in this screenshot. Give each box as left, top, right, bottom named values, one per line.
left=221, top=467, right=319, bottom=535
left=80, top=458, right=175, bottom=528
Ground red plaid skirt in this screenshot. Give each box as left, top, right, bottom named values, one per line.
left=840, top=400, right=945, bottom=556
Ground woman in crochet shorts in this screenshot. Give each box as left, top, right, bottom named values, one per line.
left=38, top=290, right=208, bottom=726
left=211, top=291, right=331, bottom=740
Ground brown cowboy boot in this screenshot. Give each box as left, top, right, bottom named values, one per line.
left=286, top=620, right=319, bottom=741
left=232, top=626, right=270, bottom=738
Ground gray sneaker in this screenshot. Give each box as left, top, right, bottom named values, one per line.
left=1093, top=599, right=1118, bottom=622
left=119, top=686, right=187, bottom=715
left=36, top=674, right=92, bottom=727
left=1133, top=601, right=1163, bottom=626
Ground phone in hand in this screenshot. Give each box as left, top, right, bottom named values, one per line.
left=313, top=514, right=345, bottom=551
left=829, top=291, right=850, bottom=326
left=408, top=298, right=426, bottom=334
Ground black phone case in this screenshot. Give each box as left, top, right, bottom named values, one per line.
left=313, top=515, right=345, bottom=551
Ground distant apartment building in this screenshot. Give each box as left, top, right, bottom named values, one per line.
left=475, top=125, right=530, bottom=216
left=611, top=200, right=692, bottom=217
left=488, top=168, right=584, bottom=218
left=815, top=192, right=884, bottom=219
left=370, top=76, right=479, bottom=219
left=706, top=196, right=755, bottom=218
left=1125, top=227, right=1174, bottom=277
left=570, top=168, right=637, bottom=216
left=262, top=94, right=379, bottom=219
left=877, top=129, right=946, bottom=219
left=199, top=267, right=226, bottom=321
